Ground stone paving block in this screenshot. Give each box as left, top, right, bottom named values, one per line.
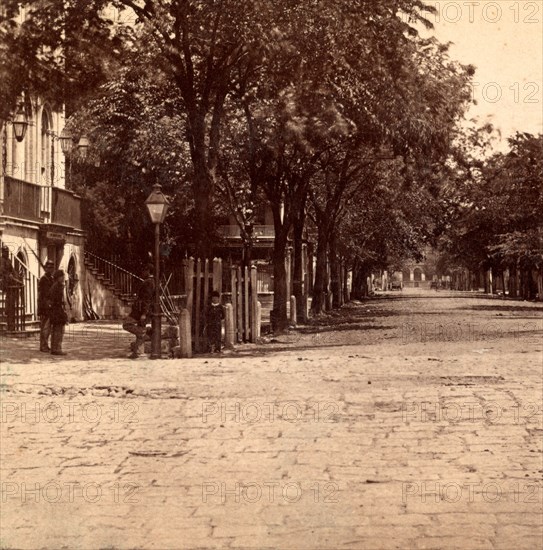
left=339, top=538, right=418, bottom=549
left=422, top=523, right=497, bottom=538
left=411, top=537, right=495, bottom=549
left=492, top=538, right=543, bottom=550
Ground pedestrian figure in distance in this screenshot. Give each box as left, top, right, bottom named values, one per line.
left=123, top=264, right=155, bottom=359
left=0, top=246, right=22, bottom=289
left=206, top=290, right=224, bottom=354
left=38, top=260, right=55, bottom=352
left=49, top=270, right=68, bottom=356
left=0, top=245, right=24, bottom=332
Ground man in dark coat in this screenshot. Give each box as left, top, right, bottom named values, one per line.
left=122, top=264, right=155, bottom=358
left=38, top=260, right=55, bottom=352
left=49, top=269, right=68, bottom=355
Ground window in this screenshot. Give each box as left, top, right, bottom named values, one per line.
left=41, top=108, right=52, bottom=185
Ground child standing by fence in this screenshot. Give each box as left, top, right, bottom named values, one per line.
left=206, top=291, right=224, bottom=353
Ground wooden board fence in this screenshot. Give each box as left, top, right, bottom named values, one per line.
left=182, top=258, right=260, bottom=353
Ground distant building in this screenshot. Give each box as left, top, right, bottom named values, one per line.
left=390, top=248, right=450, bottom=290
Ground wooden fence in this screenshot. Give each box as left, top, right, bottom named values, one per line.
left=180, top=258, right=260, bottom=353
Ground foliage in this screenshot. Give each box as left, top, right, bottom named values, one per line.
left=440, top=132, right=543, bottom=274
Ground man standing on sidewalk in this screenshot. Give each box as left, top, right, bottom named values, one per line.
left=38, top=260, right=55, bottom=352
left=49, top=269, right=68, bottom=356
left=123, top=264, right=155, bottom=359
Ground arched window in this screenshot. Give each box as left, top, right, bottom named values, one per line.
left=41, top=108, right=52, bottom=185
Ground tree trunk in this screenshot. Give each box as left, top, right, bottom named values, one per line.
left=188, top=113, right=214, bottom=259
left=271, top=238, right=288, bottom=332
left=311, top=224, right=329, bottom=315
left=483, top=269, right=490, bottom=294
left=329, top=231, right=341, bottom=309
left=351, top=262, right=368, bottom=300
left=269, top=199, right=290, bottom=332
left=491, top=268, right=499, bottom=294
left=342, top=261, right=350, bottom=303
left=529, top=269, right=538, bottom=300
left=292, top=214, right=307, bottom=323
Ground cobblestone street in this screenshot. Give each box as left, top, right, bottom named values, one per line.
left=1, top=291, right=542, bottom=550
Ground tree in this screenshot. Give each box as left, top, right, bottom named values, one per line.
left=444, top=132, right=543, bottom=299
left=1, top=0, right=282, bottom=256
left=65, top=51, right=193, bottom=266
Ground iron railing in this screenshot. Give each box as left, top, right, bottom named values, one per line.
left=84, top=250, right=143, bottom=298
left=0, top=252, right=39, bottom=333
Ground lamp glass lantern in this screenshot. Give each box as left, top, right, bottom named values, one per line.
left=60, top=128, right=74, bottom=154
left=145, top=183, right=170, bottom=224
left=12, top=108, right=29, bottom=142
left=77, top=135, right=90, bottom=158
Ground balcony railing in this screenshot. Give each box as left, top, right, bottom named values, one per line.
left=2, top=177, right=81, bottom=230
left=51, top=187, right=82, bottom=229
left=218, top=224, right=275, bottom=239
left=3, top=176, right=41, bottom=222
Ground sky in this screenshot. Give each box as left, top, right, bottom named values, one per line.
left=420, top=0, right=543, bottom=151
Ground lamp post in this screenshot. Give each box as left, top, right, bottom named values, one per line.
left=145, top=183, right=170, bottom=359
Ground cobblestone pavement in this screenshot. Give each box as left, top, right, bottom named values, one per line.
left=1, top=291, right=542, bottom=550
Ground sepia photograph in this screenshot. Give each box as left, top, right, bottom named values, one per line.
left=0, top=1, right=542, bottom=549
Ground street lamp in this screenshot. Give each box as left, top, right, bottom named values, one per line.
left=77, top=135, right=90, bottom=159
left=12, top=107, right=29, bottom=142
left=59, top=127, right=74, bottom=154
left=145, top=183, right=170, bottom=359
left=60, top=127, right=75, bottom=187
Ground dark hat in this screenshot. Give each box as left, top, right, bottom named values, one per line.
left=211, top=290, right=220, bottom=298
left=53, top=269, right=65, bottom=279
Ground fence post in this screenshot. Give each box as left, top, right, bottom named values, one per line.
left=195, top=258, right=202, bottom=352
left=250, top=265, right=258, bottom=342
left=286, top=247, right=292, bottom=303
left=184, top=258, right=194, bottom=321
left=236, top=266, right=243, bottom=342
left=256, top=301, right=262, bottom=340
left=230, top=265, right=238, bottom=343
left=213, top=258, right=222, bottom=293
left=244, top=265, right=250, bottom=341
left=290, top=295, right=297, bottom=326
left=178, top=308, right=192, bottom=358
left=225, top=303, right=235, bottom=349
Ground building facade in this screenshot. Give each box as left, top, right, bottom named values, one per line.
left=0, top=99, right=85, bottom=333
